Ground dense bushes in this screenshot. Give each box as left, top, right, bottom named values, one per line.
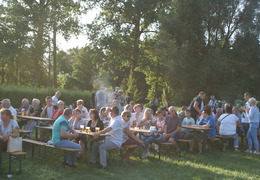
left=0, top=85, right=91, bottom=109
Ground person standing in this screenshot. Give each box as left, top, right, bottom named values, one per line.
left=208, top=95, right=218, bottom=114
left=244, top=98, right=259, bottom=154
left=188, top=91, right=206, bottom=122
left=95, top=88, right=107, bottom=111
left=52, top=91, right=61, bottom=105
left=52, top=108, right=81, bottom=167
left=241, top=92, right=251, bottom=135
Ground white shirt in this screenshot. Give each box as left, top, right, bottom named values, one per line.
left=81, top=106, right=90, bottom=120
left=106, top=115, right=124, bottom=147
left=0, top=119, right=19, bottom=135
left=9, top=106, right=17, bottom=119
left=46, top=106, right=54, bottom=119
left=95, top=90, right=107, bottom=108
left=241, top=102, right=250, bottom=123
left=218, top=113, right=238, bottom=135
left=52, top=96, right=58, bottom=105
left=130, top=112, right=143, bottom=127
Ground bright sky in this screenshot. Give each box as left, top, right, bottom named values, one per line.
left=57, top=9, right=98, bottom=51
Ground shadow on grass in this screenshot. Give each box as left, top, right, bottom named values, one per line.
left=0, top=148, right=259, bottom=180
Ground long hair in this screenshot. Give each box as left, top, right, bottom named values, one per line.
left=89, top=109, right=100, bottom=121
left=0, top=108, right=14, bottom=119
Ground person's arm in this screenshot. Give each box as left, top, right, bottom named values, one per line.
left=60, top=129, right=78, bottom=139
left=124, top=127, right=144, bottom=144
left=2, top=127, right=19, bottom=142
left=93, top=126, right=112, bottom=139
left=246, top=107, right=255, bottom=119
left=200, top=123, right=210, bottom=128
left=137, top=120, right=149, bottom=127
left=163, top=126, right=180, bottom=138
left=41, top=106, right=48, bottom=117
left=216, top=121, right=220, bottom=134
left=193, top=101, right=201, bottom=113
left=52, top=109, right=62, bottom=120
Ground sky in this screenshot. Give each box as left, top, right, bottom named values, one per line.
left=57, top=9, right=98, bottom=51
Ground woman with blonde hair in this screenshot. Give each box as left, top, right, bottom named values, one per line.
left=0, top=109, right=19, bottom=170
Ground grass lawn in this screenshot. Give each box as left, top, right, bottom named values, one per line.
left=1, top=147, right=259, bottom=180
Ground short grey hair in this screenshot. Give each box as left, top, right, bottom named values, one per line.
left=248, top=97, right=257, bottom=105
left=168, top=106, right=176, bottom=112
left=32, top=98, right=40, bottom=105
left=22, top=98, right=29, bottom=104
left=216, top=108, right=223, bottom=112
left=2, top=99, right=11, bottom=105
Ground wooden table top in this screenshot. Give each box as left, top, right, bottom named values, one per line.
left=129, top=127, right=154, bottom=133
left=181, top=125, right=211, bottom=131
left=17, top=115, right=55, bottom=122
left=75, top=130, right=110, bottom=136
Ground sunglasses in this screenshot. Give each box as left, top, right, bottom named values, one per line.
left=126, top=115, right=131, bottom=118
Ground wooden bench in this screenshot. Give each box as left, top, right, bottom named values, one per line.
left=156, top=139, right=192, bottom=160
left=5, top=151, right=27, bottom=174
left=108, top=144, right=140, bottom=163
left=23, top=139, right=46, bottom=157
left=23, top=139, right=80, bottom=164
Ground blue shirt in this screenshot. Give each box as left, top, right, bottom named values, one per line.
left=52, top=115, right=70, bottom=144
left=199, top=116, right=216, bottom=138
left=247, top=106, right=260, bottom=123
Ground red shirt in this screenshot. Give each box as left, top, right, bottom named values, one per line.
left=52, top=109, right=63, bottom=119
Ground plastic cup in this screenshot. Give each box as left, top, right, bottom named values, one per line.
left=80, top=125, right=84, bottom=132
left=86, top=127, right=90, bottom=133
left=95, top=127, right=100, bottom=133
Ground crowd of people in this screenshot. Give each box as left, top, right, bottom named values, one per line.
left=0, top=89, right=259, bottom=170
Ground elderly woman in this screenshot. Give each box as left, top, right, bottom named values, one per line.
left=0, top=109, right=19, bottom=170
left=52, top=100, right=65, bottom=120
left=24, top=98, right=42, bottom=137
left=245, top=98, right=260, bottom=154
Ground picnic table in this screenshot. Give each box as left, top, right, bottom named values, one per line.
left=16, top=115, right=55, bottom=123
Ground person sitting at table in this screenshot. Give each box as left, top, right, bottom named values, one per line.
left=87, top=109, right=104, bottom=132
left=152, top=110, right=166, bottom=152
left=99, top=107, right=110, bottom=127
left=232, top=106, right=244, bottom=135
left=0, top=109, right=19, bottom=171
left=76, top=99, right=90, bottom=120
left=217, top=106, right=240, bottom=152
left=52, top=108, right=81, bottom=168
left=138, top=108, right=156, bottom=158
left=41, top=96, right=54, bottom=119
left=155, top=106, right=182, bottom=154
left=131, top=104, right=143, bottom=127
left=180, top=110, right=195, bottom=152
left=17, top=98, right=31, bottom=128
left=90, top=107, right=123, bottom=169
left=1, top=99, right=17, bottom=120
left=69, top=109, right=87, bottom=161
left=124, top=104, right=132, bottom=113
left=52, top=100, right=65, bottom=120
left=197, top=108, right=216, bottom=154
left=24, top=98, right=42, bottom=138
left=17, top=98, right=31, bottom=115
left=121, top=111, right=144, bottom=161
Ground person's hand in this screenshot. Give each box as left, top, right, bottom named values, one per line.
left=138, top=140, right=144, bottom=145
left=93, top=133, right=100, bottom=139
left=3, top=135, right=9, bottom=142
left=163, top=133, right=170, bottom=139
left=72, top=133, right=79, bottom=138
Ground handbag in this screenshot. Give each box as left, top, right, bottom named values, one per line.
left=7, top=136, right=23, bottom=152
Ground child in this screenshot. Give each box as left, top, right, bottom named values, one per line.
left=181, top=110, right=195, bottom=152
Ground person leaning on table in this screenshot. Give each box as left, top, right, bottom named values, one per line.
left=0, top=109, right=19, bottom=171
left=90, top=106, right=123, bottom=169
left=52, top=108, right=81, bottom=168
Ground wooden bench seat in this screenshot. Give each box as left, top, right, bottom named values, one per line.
left=45, top=144, right=79, bottom=152
left=5, top=151, right=27, bottom=174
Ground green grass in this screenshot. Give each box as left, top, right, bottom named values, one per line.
left=1, top=148, right=260, bottom=180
